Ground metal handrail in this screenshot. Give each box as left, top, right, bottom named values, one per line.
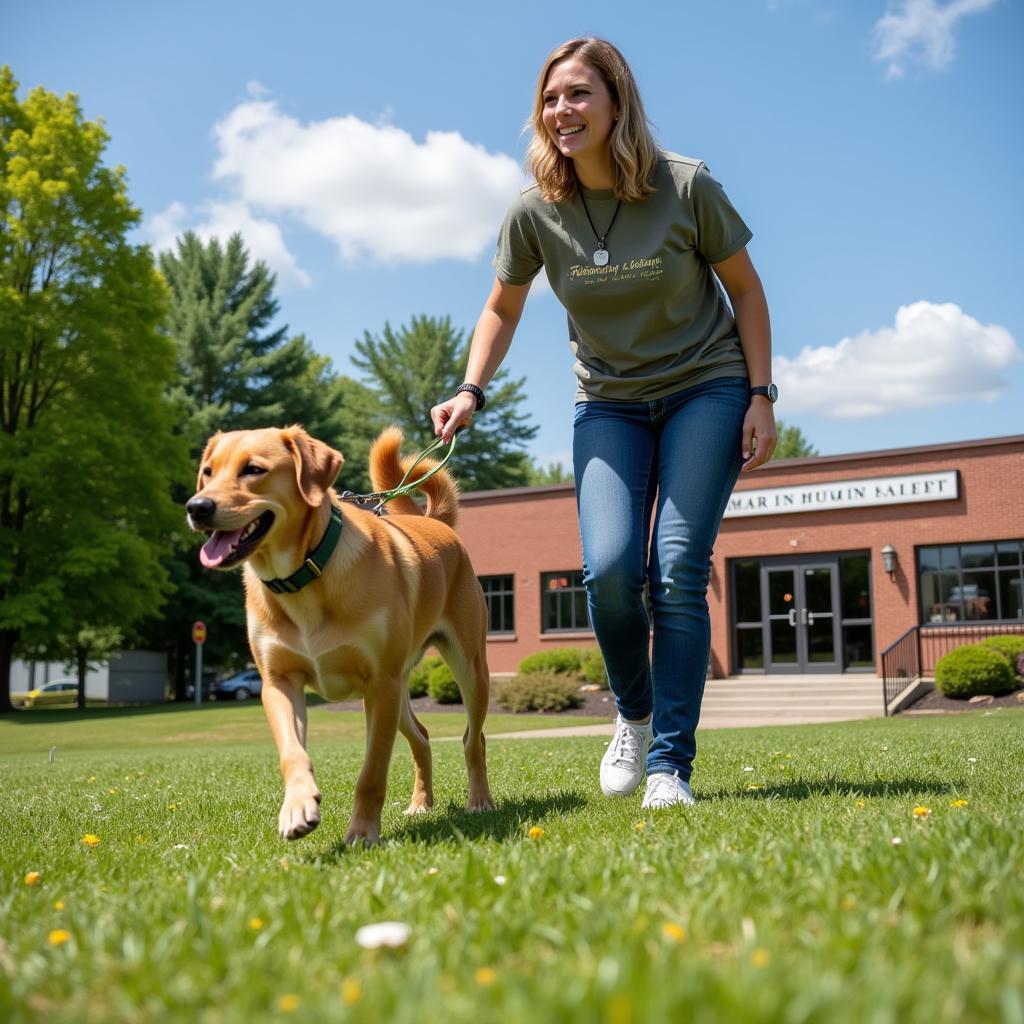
left=881, top=620, right=1024, bottom=715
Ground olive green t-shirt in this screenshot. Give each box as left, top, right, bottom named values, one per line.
left=493, top=152, right=752, bottom=402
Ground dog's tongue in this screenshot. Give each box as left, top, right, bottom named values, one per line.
left=200, top=529, right=245, bottom=568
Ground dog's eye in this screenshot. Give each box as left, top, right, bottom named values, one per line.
left=201, top=467, right=212, bottom=478
left=241, top=464, right=267, bottom=477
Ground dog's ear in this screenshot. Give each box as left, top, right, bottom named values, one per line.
left=283, top=428, right=344, bottom=507
left=196, top=433, right=223, bottom=491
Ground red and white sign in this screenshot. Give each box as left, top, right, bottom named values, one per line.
left=192, top=621, right=207, bottom=645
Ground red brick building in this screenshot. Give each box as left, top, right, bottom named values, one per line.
left=456, top=434, right=1024, bottom=677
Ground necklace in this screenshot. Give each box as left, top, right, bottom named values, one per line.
left=579, top=191, right=623, bottom=267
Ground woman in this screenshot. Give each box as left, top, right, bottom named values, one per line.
left=431, top=38, right=777, bottom=809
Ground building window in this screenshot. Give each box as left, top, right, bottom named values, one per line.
left=839, top=552, right=874, bottom=668
left=541, top=571, right=591, bottom=633
left=918, top=540, right=1024, bottom=623
left=479, top=575, right=515, bottom=635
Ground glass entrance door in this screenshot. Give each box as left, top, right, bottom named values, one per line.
left=762, top=563, right=841, bottom=672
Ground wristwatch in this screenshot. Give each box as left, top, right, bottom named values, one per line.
left=750, top=384, right=778, bottom=403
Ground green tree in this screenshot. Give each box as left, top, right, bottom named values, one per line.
left=0, top=67, right=186, bottom=712
left=774, top=420, right=819, bottom=460
left=528, top=460, right=574, bottom=485
left=352, top=315, right=537, bottom=493
left=150, top=232, right=360, bottom=693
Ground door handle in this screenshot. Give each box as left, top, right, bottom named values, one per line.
left=788, top=608, right=796, bottom=627
left=807, top=610, right=815, bottom=625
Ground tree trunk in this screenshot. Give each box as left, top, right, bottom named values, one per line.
left=0, top=628, right=17, bottom=715
left=77, top=646, right=87, bottom=710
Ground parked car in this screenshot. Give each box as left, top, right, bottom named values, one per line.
left=212, top=669, right=263, bottom=701
left=11, top=679, right=80, bottom=709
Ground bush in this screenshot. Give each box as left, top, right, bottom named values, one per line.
left=427, top=662, right=462, bottom=704
left=580, top=647, right=608, bottom=688
left=408, top=655, right=443, bottom=698
left=518, top=648, right=582, bottom=676
left=494, top=673, right=584, bottom=713
left=934, top=643, right=1016, bottom=698
left=978, top=635, right=1024, bottom=674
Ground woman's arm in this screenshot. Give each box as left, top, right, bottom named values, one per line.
left=430, top=277, right=532, bottom=443
left=712, top=247, right=777, bottom=472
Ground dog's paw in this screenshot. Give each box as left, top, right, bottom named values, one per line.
left=278, top=787, right=322, bottom=841
left=467, top=791, right=496, bottom=813
left=403, top=794, right=434, bottom=816
left=343, top=818, right=382, bottom=846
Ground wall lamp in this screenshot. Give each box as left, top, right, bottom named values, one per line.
left=881, top=544, right=897, bottom=579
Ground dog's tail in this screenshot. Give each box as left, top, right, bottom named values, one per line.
left=368, top=425, right=459, bottom=527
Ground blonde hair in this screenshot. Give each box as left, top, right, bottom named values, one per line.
left=525, top=38, right=659, bottom=204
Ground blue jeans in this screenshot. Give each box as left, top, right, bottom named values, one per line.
left=572, top=376, right=748, bottom=782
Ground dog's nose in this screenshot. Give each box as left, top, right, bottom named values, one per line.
left=187, top=495, right=217, bottom=521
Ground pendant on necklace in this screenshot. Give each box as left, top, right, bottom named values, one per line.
left=593, top=247, right=609, bottom=267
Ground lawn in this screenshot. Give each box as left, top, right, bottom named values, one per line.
left=1, top=705, right=1022, bottom=1023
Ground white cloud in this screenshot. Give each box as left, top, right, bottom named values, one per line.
left=210, top=98, right=525, bottom=264
left=874, top=0, right=997, bottom=79
left=775, top=301, right=1021, bottom=418
left=143, top=199, right=311, bottom=290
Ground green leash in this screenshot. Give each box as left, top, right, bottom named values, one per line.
left=339, top=434, right=458, bottom=516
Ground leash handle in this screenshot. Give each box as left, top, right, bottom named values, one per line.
left=339, top=434, right=458, bottom=515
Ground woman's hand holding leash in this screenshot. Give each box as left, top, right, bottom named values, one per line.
left=431, top=390, right=479, bottom=444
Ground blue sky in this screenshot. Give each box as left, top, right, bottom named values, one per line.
left=7, top=0, right=1023, bottom=469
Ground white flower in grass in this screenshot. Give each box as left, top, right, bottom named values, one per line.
left=493, top=875, right=507, bottom=886
left=967, top=757, right=977, bottom=763
left=356, top=921, right=411, bottom=950
left=891, top=837, right=903, bottom=846
left=742, top=766, right=754, bottom=773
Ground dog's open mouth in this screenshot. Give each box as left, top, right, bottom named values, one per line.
left=199, top=512, right=275, bottom=569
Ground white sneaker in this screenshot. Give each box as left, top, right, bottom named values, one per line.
left=641, top=771, right=695, bottom=809
left=600, top=715, right=652, bottom=797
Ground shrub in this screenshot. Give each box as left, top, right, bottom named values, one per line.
left=518, top=648, right=582, bottom=676
left=978, top=635, right=1024, bottom=675
left=427, top=662, right=462, bottom=704
left=495, top=673, right=584, bottom=713
left=408, top=655, right=443, bottom=698
left=580, top=647, right=608, bottom=688
left=934, top=643, right=1016, bottom=698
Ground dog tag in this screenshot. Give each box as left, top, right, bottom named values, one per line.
left=593, top=247, right=609, bottom=267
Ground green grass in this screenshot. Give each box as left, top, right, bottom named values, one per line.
left=1, top=707, right=1023, bottom=1023
left=0, top=701, right=607, bottom=757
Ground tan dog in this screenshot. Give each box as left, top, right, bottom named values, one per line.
left=186, top=425, right=495, bottom=844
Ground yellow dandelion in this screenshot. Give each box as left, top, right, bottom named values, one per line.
left=661, top=922, right=687, bottom=943
left=277, top=994, right=300, bottom=1012
left=48, top=929, right=71, bottom=947
left=82, top=834, right=101, bottom=847
left=249, top=917, right=264, bottom=931
left=136, top=835, right=146, bottom=844
left=54, top=900, right=65, bottom=911
left=913, top=806, right=931, bottom=819
left=108, top=788, right=118, bottom=795
left=606, top=994, right=633, bottom=1024
left=840, top=896, right=857, bottom=911
left=341, top=978, right=362, bottom=1005
left=854, top=799, right=866, bottom=808
left=24, top=871, right=42, bottom=886
left=752, top=947, right=771, bottom=968
left=746, top=783, right=764, bottom=791
left=528, top=826, right=545, bottom=840
left=278, top=858, right=290, bottom=871
left=87, top=776, right=96, bottom=782
left=474, top=966, right=497, bottom=986
left=635, top=820, right=646, bottom=831
left=950, top=799, right=969, bottom=808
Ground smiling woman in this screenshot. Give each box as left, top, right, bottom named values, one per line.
left=430, top=37, right=777, bottom=812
